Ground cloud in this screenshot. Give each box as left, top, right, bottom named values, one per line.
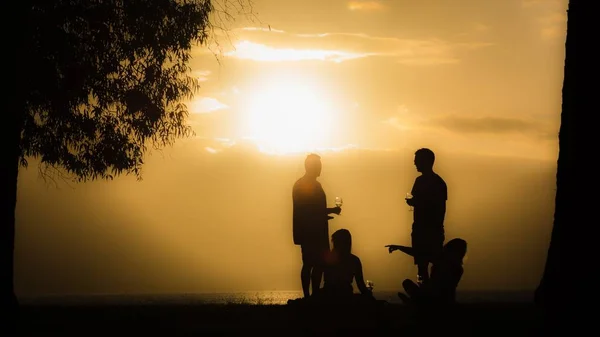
left=240, top=27, right=286, bottom=33
left=187, top=136, right=393, bottom=157
left=396, top=57, right=459, bottom=66
left=190, top=137, right=237, bottom=154
left=435, top=115, right=557, bottom=141
left=537, top=11, right=567, bottom=39
left=521, top=0, right=562, bottom=7
left=216, top=28, right=492, bottom=65
left=204, top=147, right=221, bottom=154
left=473, top=23, right=491, bottom=32
left=225, top=40, right=369, bottom=63
left=193, top=70, right=212, bottom=82
left=538, top=12, right=566, bottom=24
left=522, top=0, right=567, bottom=40
left=430, top=115, right=542, bottom=135
left=452, top=23, right=494, bottom=41
left=382, top=104, right=424, bottom=131
left=347, top=1, right=386, bottom=11
left=540, top=26, right=564, bottom=39
left=189, top=97, right=229, bottom=114
left=538, top=12, right=567, bottom=40
left=383, top=105, right=556, bottom=140
left=183, top=137, right=256, bottom=155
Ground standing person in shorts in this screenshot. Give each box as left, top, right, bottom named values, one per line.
left=293, top=154, right=341, bottom=298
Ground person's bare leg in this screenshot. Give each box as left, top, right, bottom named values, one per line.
left=417, top=263, right=429, bottom=284
left=311, top=266, right=323, bottom=296
left=301, top=264, right=311, bottom=298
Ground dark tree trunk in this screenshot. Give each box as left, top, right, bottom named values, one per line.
left=0, top=117, right=21, bottom=333
left=536, top=0, right=594, bottom=333
left=2, top=32, right=24, bottom=332
left=2, top=29, right=23, bottom=332
left=2, top=2, right=30, bottom=334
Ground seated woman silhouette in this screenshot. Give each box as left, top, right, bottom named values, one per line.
left=386, top=238, right=467, bottom=306
left=316, top=229, right=375, bottom=303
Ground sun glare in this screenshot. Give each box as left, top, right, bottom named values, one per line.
left=241, top=78, right=336, bottom=154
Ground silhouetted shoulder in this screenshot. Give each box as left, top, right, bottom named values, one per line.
left=350, top=254, right=362, bottom=267
left=293, top=176, right=305, bottom=189
left=435, top=173, right=447, bottom=186
left=293, top=177, right=308, bottom=194
left=414, top=173, right=447, bottom=201
left=412, top=173, right=448, bottom=200
left=293, top=177, right=322, bottom=196
left=434, top=173, right=447, bottom=201
left=293, top=176, right=322, bottom=188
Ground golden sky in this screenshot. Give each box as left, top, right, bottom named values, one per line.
left=185, top=0, right=566, bottom=159
left=14, top=0, right=566, bottom=297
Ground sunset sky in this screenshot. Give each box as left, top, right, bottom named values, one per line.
left=186, top=0, right=566, bottom=159
left=14, top=0, right=566, bottom=297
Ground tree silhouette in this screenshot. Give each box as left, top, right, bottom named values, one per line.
left=1, top=0, right=252, bottom=324
left=536, top=0, right=593, bottom=332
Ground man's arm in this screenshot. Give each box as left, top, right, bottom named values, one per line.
left=424, top=178, right=447, bottom=224
left=385, top=245, right=415, bottom=257
left=292, top=186, right=310, bottom=245
left=406, top=178, right=419, bottom=207
left=326, top=206, right=341, bottom=215
left=303, top=205, right=339, bottom=218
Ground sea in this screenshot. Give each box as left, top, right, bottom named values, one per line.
left=19, top=290, right=535, bottom=306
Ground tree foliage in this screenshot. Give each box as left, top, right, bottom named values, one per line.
left=1, top=2, right=255, bottom=326
left=19, top=0, right=249, bottom=181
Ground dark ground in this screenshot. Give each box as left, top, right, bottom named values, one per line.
left=15, top=302, right=544, bottom=336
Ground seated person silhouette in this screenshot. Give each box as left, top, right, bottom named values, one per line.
left=385, top=238, right=467, bottom=307
left=315, top=229, right=375, bottom=304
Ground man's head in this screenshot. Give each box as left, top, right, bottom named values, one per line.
left=414, top=148, right=435, bottom=173
left=304, top=153, right=322, bottom=178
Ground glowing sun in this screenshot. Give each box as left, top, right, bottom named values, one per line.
left=241, top=78, right=336, bottom=154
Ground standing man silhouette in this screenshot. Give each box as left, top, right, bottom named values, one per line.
left=406, top=148, right=447, bottom=285
left=293, top=154, right=341, bottom=298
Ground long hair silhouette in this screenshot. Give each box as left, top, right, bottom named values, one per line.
left=331, top=229, right=352, bottom=257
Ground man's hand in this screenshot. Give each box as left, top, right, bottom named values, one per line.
left=385, top=245, right=400, bottom=254
left=330, top=206, right=342, bottom=215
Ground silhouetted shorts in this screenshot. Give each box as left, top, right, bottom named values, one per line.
left=411, top=227, right=444, bottom=265
left=301, top=240, right=330, bottom=267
